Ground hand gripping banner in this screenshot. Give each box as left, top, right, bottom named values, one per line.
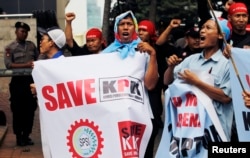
left=156, top=70, right=227, bottom=158
left=32, top=53, right=153, bottom=158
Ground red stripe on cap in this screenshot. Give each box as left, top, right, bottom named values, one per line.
left=138, top=20, right=156, bottom=37
left=228, top=2, right=248, bottom=15
left=86, top=28, right=102, bottom=39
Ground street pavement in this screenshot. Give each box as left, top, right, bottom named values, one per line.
left=0, top=77, right=43, bottom=158
left=0, top=77, right=163, bottom=158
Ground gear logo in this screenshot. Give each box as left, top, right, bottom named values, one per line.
left=67, top=119, right=104, bottom=158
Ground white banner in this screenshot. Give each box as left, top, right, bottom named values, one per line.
left=229, top=48, right=250, bottom=141
left=156, top=71, right=226, bottom=158
left=32, top=53, right=152, bottom=158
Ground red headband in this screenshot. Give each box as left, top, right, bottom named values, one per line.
left=86, top=28, right=102, bottom=39
left=228, top=2, right=248, bottom=15
left=138, top=20, right=156, bottom=37
left=246, top=24, right=250, bottom=32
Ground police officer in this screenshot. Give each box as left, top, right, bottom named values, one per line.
left=4, top=21, right=38, bottom=146
left=175, top=26, right=202, bottom=59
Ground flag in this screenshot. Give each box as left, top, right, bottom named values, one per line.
left=229, top=48, right=250, bottom=141
left=156, top=71, right=226, bottom=158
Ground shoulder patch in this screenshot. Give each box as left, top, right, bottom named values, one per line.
left=5, top=48, right=11, bottom=57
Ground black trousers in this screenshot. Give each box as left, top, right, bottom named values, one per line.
left=9, top=76, right=37, bottom=137
left=144, top=119, right=160, bottom=158
left=144, top=83, right=164, bottom=158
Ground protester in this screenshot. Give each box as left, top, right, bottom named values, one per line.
left=164, top=17, right=233, bottom=142
left=153, top=19, right=180, bottom=92
left=101, top=11, right=158, bottom=156
left=155, top=18, right=202, bottom=94
left=220, top=2, right=250, bottom=142
left=4, top=21, right=38, bottom=146
left=178, top=26, right=202, bottom=55
left=198, top=0, right=250, bottom=143
left=30, top=27, right=66, bottom=95
left=157, top=19, right=202, bottom=58
left=65, top=12, right=106, bottom=56
left=221, top=0, right=236, bottom=19
left=102, top=10, right=158, bottom=90
left=28, top=26, right=66, bottom=158
left=198, top=0, right=250, bottom=47
left=227, top=2, right=250, bottom=48
left=39, top=27, right=66, bottom=58
left=138, top=19, right=163, bottom=158
left=156, top=18, right=182, bottom=46
left=222, top=1, right=250, bottom=23
left=138, top=20, right=158, bottom=45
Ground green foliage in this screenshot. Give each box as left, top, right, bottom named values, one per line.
left=107, top=0, right=199, bottom=44
left=135, top=0, right=198, bottom=24
left=110, top=0, right=198, bottom=26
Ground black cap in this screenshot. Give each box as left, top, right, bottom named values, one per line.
left=15, top=21, right=30, bottom=31
left=185, top=26, right=199, bottom=38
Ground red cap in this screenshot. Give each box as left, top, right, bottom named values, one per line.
left=246, top=24, right=250, bottom=32
left=86, top=28, right=102, bottom=39
left=228, top=2, right=248, bottom=15
left=138, top=20, right=156, bottom=37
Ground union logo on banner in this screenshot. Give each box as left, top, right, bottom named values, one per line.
left=67, top=119, right=104, bottom=158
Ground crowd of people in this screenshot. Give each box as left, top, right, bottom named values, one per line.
left=2, top=0, right=250, bottom=157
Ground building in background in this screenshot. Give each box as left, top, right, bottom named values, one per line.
left=87, top=0, right=102, bottom=29
left=0, top=0, right=56, bottom=14
left=65, top=0, right=104, bottom=46
left=0, top=0, right=105, bottom=46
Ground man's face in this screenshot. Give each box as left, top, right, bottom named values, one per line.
left=39, top=35, right=52, bottom=54
left=15, top=28, right=28, bottom=41
left=199, top=20, right=221, bottom=49
left=117, top=16, right=135, bottom=43
left=186, top=36, right=200, bottom=50
left=86, top=38, right=103, bottom=54
left=138, top=28, right=150, bottom=42
left=228, top=12, right=249, bottom=32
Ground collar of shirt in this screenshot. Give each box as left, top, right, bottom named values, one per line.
left=52, top=51, right=63, bottom=59
left=199, top=49, right=223, bottom=63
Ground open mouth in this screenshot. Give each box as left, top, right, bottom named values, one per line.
left=122, top=32, right=129, bottom=37
left=200, top=36, right=205, bottom=42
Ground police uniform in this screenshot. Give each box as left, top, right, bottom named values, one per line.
left=4, top=21, right=38, bottom=146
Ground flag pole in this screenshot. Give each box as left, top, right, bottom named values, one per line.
left=207, top=0, right=246, bottom=92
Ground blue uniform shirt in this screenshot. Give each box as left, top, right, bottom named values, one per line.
left=173, top=49, right=233, bottom=140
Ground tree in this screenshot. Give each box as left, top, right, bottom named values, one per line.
left=104, top=0, right=199, bottom=43
left=148, top=0, right=157, bottom=22
left=102, top=0, right=112, bottom=44
left=135, top=0, right=198, bottom=24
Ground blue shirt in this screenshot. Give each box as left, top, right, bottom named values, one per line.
left=51, top=51, right=63, bottom=59
left=173, top=49, right=233, bottom=140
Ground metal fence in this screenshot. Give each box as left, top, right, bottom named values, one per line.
left=0, top=69, right=32, bottom=77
